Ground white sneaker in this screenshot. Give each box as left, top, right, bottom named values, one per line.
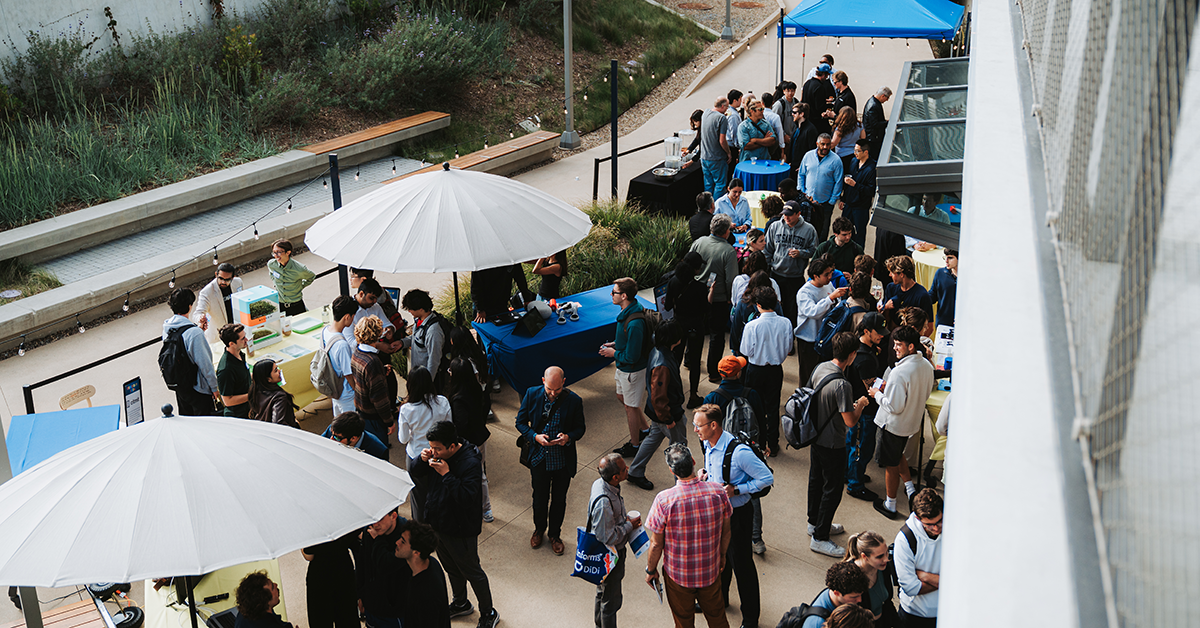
left=810, top=538, right=845, bottom=558
left=807, top=523, right=845, bottom=536
left=752, top=540, right=766, bottom=555
left=482, top=510, right=494, bottom=523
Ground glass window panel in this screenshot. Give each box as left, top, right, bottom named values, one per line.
left=899, top=90, right=968, bottom=122
left=879, top=193, right=963, bottom=231
left=889, top=122, right=966, bottom=163
left=906, top=61, right=970, bottom=88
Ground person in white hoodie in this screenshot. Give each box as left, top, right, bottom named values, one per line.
left=893, top=488, right=943, bottom=627
left=794, top=258, right=849, bottom=386
left=870, top=326, right=935, bottom=520
left=162, top=288, right=219, bottom=416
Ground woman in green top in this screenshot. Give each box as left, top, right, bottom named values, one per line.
left=268, top=239, right=316, bottom=316
left=845, top=530, right=894, bottom=624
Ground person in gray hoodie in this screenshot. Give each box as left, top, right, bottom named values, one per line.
left=162, top=288, right=219, bottom=416
left=763, top=200, right=818, bottom=326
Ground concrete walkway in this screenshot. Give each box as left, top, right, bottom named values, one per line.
left=0, top=21, right=934, bottom=628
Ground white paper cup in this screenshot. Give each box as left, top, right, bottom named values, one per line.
left=627, top=510, right=641, bottom=521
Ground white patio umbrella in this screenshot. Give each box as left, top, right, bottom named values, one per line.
left=304, top=164, right=594, bottom=316
left=0, top=416, right=413, bottom=588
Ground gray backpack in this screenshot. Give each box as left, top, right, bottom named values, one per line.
left=310, top=331, right=346, bottom=397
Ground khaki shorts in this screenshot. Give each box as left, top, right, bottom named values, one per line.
left=614, top=368, right=647, bottom=408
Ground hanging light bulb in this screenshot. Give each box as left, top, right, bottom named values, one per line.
left=123, top=294, right=130, bottom=312
left=651, top=72, right=655, bottom=79
left=603, top=74, right=608, bottom=82
left=583, top=93, right=588, bottom=102
left=18, top=336, right=26, bottom=357
left=564, top=105, right=568, bottom=115
left=391, top=159, right=397, bottom=175
left=484, top=137, right=489, bottom=150
left=510, top=129, right=515, bottom=138
left=455, top=145, right=460, bottom=159
left=629, top=73, right=633, bottom=81
left=77, top=315, right=85, bottom=334
left=837, top=38, right=841, bottom=47
left=709, top=58, right=714, bottom=66
left=907, top=39, right=910, bottom=48
left=287, top=199, right=293, bottom=214
left=323, top=179, right=328, bottom=189
left=871, top=38, right=874, bottom=47
left=253, top=224, right=260, bottom=240
left=169, top=271, right=176, bottom=289
left=354, top=169, right=360, bottom=181
left=942, top=36, right=946, bottom=43
left=213, top=250, right=219, bottom=266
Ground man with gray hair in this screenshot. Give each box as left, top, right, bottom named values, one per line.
left=689, top=213, right=739, bottom=383
left=700, top=97, right=733, bottom=198
left=644, top=444, right=733, bottom=627
left=589, top=454, right=640, bottom=628
left=862, top=86, right=893, bottom=161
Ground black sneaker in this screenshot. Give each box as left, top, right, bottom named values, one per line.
left=686, top=393, right=704, bottom=409
left=708, top=374, right=722, bottom=384
left=847, top=486, right=879, bottom=501
left=627, top=474, right=654, bottom=490
left=448, top=599, right=474, bottom=618
left=873, top=498, right=902, bottom=520
left=613, top=442, right=639, bottom=457
left=477, top=609, right=499, bottom=628
left=639, top=428, right=650, bottom=441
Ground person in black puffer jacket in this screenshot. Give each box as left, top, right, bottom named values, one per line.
left=665, top=252, right=708, bottom=408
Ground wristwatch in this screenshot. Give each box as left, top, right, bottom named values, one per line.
left=733, top=486, right=741, bottom=495
left=646, top=567, right=657, bottom=575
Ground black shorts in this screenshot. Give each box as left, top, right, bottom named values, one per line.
left=876, top=428, right=910, bottom=468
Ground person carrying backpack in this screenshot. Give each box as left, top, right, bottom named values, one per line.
left=695, top=403, right=774, bottom=628
left=740, top=285, right=794, bottom=458
left=399, top=289, right=451, bottom=390
left=160, top=288, right=219, bottom=416
left=777, top=561, right=870, bottom=628
left=626, top=321, right=688, bottom=491
left=599, top=277, right=650, bottom=459
left=317, top=296, right=359, bottom=417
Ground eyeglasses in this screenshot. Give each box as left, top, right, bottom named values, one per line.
left=919, top=516, right=943, bottom=530
left=271, top=250, right=286, bottom=258
left=792, top=109, right=801, bottom=114
left=611, top=290, right=622, bottom=296
left=330, top=433, right=350, bottom=443
left=751, top=107, right=764, bottom=112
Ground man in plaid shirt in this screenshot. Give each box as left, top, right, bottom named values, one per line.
left=644, top=443, right=733, bottom=627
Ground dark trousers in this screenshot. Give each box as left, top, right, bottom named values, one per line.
left=807, top=444, right=847, bottom=541
left=796, top=339, right=823, bottom=388
left=812, top=202, right=833, bottom=243
left=706, top=302, right=730, bottom=380
left=309, top=580, right=360, bottom=628
left=408, top=455, right=428, bottom=524
left=531, top=465, right=573, bottom=538
left=281, top=300, right=307, bottom=316
left=898, top=606, right=937, bottom=628
left=774, top=274, right=806, bottom=327
left=175, top=387, right=215, bottom=417
left=744, top=363, right=783, bottom=453
left=674, top=326, right=705, bottom=394
left=437, top=533, right=493, bottom=613
left=847, top=204, right=871, bottom=248
left=846, top=413, right=877, bottom=490
left=720, top=503, right=760, bottom=626
left=595, top=546, right=626, bottom=628
left=363, top=418, right=390, bottom=448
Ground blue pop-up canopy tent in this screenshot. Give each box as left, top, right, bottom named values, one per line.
left=778, top=0, right=965, bottom=40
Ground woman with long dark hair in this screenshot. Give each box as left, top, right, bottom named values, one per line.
left=447, top=325, right=493, bottom=412
left=399, top=366, right=451, bottom=523
left=533, top=250, right=568, bottom=300
left=248, top=359, right=299, bottom=428
left=447, top=357, right=493, bottom=522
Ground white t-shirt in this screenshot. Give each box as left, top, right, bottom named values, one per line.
left=731, top=274, right=782, bottom=306
left=322, top=325, right=355, bottom=410
left=399, top=396, right=452, bottom=459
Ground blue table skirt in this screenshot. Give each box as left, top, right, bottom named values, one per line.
left=733, top=159, right=790, bottom=192
left=473, top=286, right=655, bottom=394
left=7, top=404, right=121, bottom=475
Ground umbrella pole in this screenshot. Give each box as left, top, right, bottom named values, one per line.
left=453, top=272, right=463, bottom=325
left=185, top=576, right=200, bottom=628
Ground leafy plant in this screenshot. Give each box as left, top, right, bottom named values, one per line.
left=0, top=259, right=62, bottom=304
left=251, top=69, right=327, bottom=128
left=249, top=300, right=278, bottom=318
left=252, top=0, right=332, bottom=64
left=0, top=29, right=96, bottom=115
left=220, top=25, right=262, bottom=93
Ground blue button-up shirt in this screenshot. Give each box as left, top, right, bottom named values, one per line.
left=715, top=194, right=751, bottom=228
left=798, top=149, right=844, bottom=205
left=703, top=431, right=774, bottom=508
left=739, top=311, right=793, bottom=366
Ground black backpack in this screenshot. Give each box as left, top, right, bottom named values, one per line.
left=626, top=309, right=661, bottom=363
left=813, top=302, right=865, bottom=359
left=781, top=371, right=845, bottom=449
left=712, top=387, right=761, bottom=446
left=159, top=323, right=199, bottom=392
left=776, top=594, right=832, bottom=628
left=885, top=522, right=920, bottom=588
left=722, top=436, right=772, bottom=498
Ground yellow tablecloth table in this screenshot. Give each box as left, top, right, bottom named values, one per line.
left=209, top=316, right=326, bottom=410
left=925, top=388, right=949, bottom=461
left=912, top=247, right=945, bottom=291
left=746, top=191, right=780, bottom=229
left=143, top=559, right=287, bottom=628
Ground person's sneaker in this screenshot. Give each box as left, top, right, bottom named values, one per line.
left=639, top=428, right=650, bottom=441
left=476, top=609, right=499, bottom=628
left=807, top=523, right=845, bottom=536
left=448, top=599, right=474, bottom=618
left=626, top=474, right=654, bottom=490
left=847, top=486, right=880, bottom=501
left=873, top=498, right=902, bottom=520
left=613, top=442, right=639, bottom=457
left=810, top=538, right=845, bottom=558
left=482, top=509, right=494, bottom=523
left=686, top=393, right=704, bottom=409
left=752, top=540, right=766, bottom=555
left=708, top=374, right=722, bottom=384
left=490, top=379, right=501, bottom=393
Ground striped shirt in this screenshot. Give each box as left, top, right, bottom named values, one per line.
left=644, top=476, right=732, bottom=588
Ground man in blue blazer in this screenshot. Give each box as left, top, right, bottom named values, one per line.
left=516, top=366, right=587, bottom=556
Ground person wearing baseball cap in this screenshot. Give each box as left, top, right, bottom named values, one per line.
left=802, top=63, right=837, bottom=135
left=846, top=312, right=888, bottom=501
left=764, top=200, right=819, bottom=330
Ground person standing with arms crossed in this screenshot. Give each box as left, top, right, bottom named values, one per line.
left=268, top=239, right=316, bottom=316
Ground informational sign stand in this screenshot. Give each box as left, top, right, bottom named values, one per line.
left=123, top=377, right=144, bottom=427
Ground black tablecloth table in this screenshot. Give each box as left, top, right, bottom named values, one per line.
left=626, top=161, right=704, bottom=217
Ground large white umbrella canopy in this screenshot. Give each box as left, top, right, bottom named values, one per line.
left=0, top=416, right=413, bottom=587
left=304, top=166, right=593, bottom=273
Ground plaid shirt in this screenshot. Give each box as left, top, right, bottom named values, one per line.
left=644, top=476, right=732, bottom=588
left=529, top=397, right=565, bottom=470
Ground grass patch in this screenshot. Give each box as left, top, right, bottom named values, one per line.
left=0, top=260, right=62, bottom=305
left=434, top=199, right=689, bottom=317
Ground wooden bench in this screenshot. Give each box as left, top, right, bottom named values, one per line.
left=302, top=111, right=451, bottom=155
left=384, top=130, right=561, bottom=182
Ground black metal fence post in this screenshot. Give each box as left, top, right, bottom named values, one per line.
left=610, top=59, right=618, bottom=199
left=329, top=154, right=349, bottom=297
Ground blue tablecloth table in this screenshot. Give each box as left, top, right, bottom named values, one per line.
left=6, top=405, right=121, bottom=475
left=733, top=159, right=790, bottom=193
left=473, top=286, right=655, bottom=394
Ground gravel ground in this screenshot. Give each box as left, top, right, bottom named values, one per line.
left=670, top=0, right=781, bottom=40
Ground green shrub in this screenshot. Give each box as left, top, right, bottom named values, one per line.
left=251, top=70, right=327, bottom=127
left=0, top=84, right=20, bottom=120
left=96, top=25, right=227, bottom=100
left=221, top=25, right=263, bottom=93
left=251, top=0, right=333, bottom=65
left=328, top=7, right=510, bottom=111
left=0, top=29, right=96, bottom=115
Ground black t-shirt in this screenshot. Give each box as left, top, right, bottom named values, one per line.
left=353, top=526, right=411, bottom=618
left=220, top=285, right=234, bottom=324
left=404, top=557, right=451, bottom=628
left=304, top=532, right=356, bottom=590
left=850, top=342, right=881, bottom=414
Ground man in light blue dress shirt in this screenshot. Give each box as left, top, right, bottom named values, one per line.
left=798, top=134, right=844, bottom=243
left=739, top=287, right=794, bottom=457
left=714, top=178, right=752, bottom=233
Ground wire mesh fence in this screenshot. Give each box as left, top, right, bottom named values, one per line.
left=1014, top=0, right=1199, bottom=626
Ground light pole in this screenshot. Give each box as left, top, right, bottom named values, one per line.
left=560, top=0, right=582, bottom=149
left=721, top=0, right=732, bottom=40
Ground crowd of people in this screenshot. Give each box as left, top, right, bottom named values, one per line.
left=154, top=54, right=958, bottom=628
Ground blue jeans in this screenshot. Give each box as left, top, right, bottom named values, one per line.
left=846, top=414, right=877, bottom=490
left=701, top=159, right=728, bottom=199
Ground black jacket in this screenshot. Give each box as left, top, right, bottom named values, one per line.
left=410, top=442, right=484, bottom=537
left=353, top=524, right=410, bottom=618
left=801, top=77, right=836, bottom=134
left=789, top=120, right=819, bottom=167
left=862, top=95, right=888, bottom=156
left=831, top=86, right=857, bottom=122
left=841, top=157, right=877, bottom=209
left=472, top=265, right=533, bottom=319
left=450, top=390, right=490, bottom=447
